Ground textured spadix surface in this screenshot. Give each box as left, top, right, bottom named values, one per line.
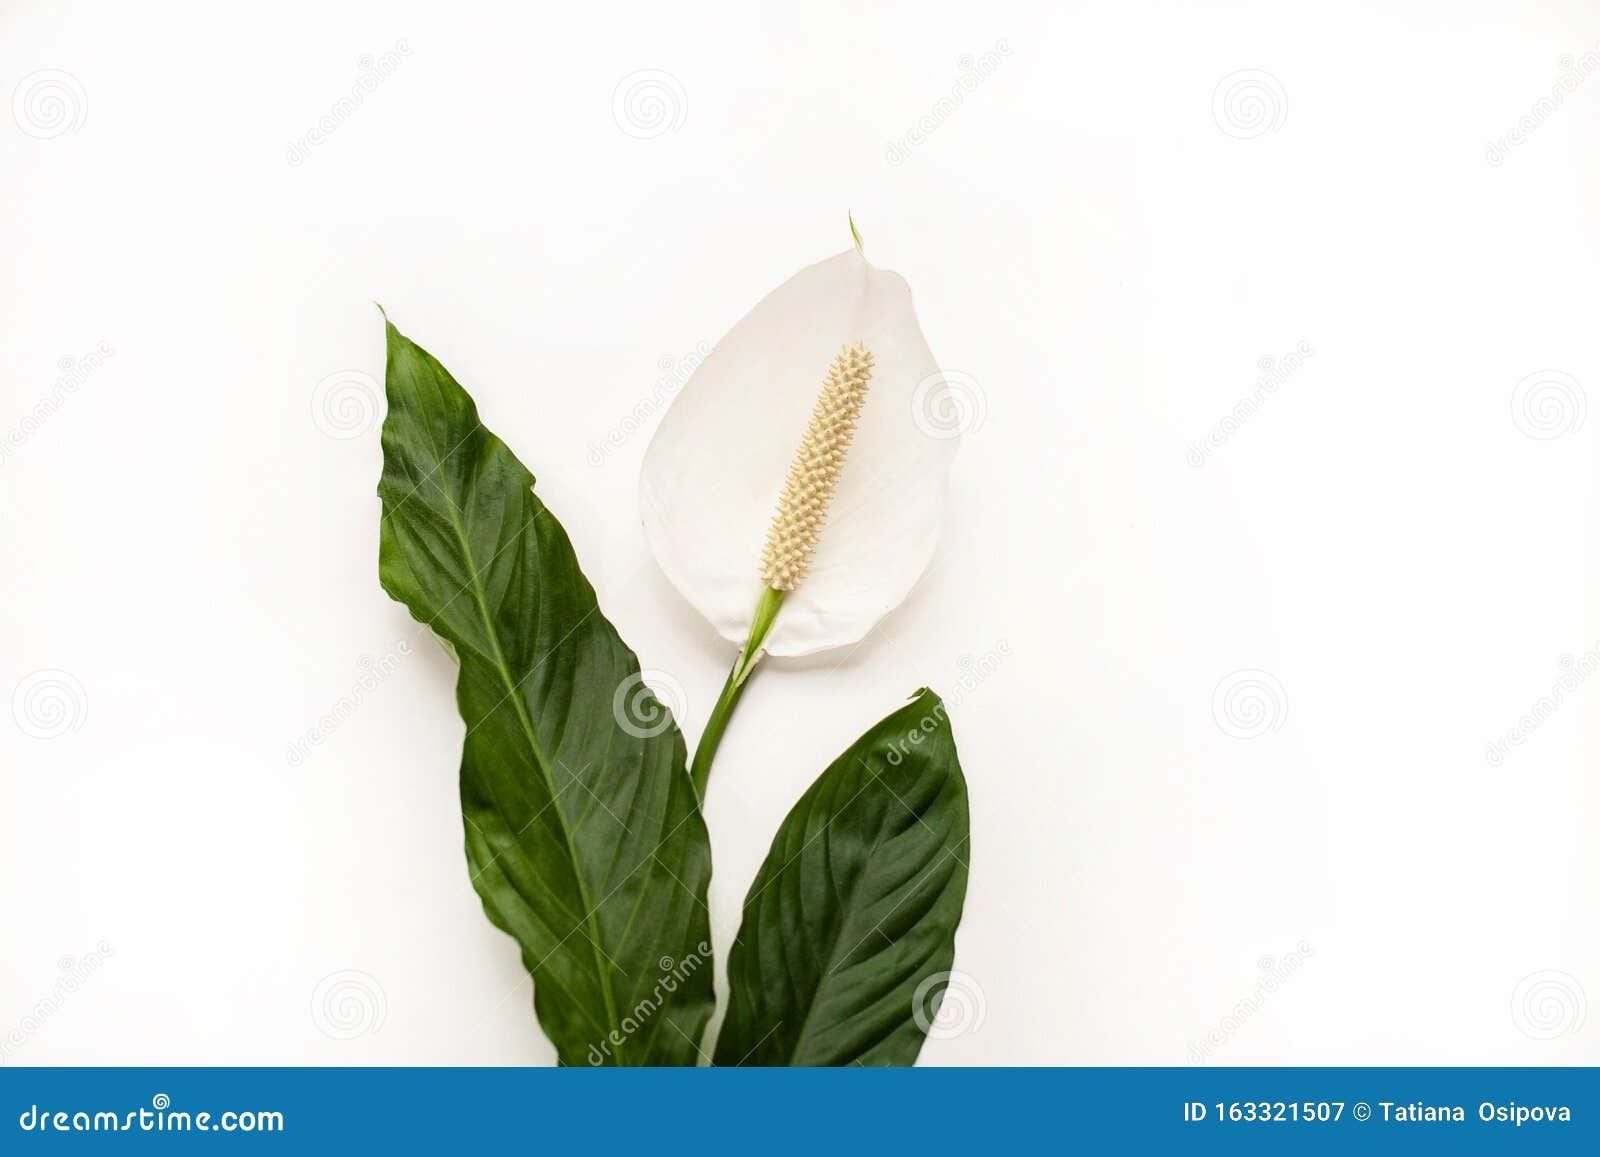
left=760, top=341, right=875, bottom=592
left=640, top=248, right=958, bottom=656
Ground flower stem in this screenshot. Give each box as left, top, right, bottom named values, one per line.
left=689, top=587, right=786, bottom=800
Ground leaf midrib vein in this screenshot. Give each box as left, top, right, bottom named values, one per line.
left=783, top=764, right=892, bottom=1064
left=407, top=393, right=626, bottom=1063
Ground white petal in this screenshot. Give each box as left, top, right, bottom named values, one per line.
left=640, top=248, right=958, bottom=657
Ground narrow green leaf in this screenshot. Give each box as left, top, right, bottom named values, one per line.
left=376, top=318, right=714, bottom=1066
left=714, top=688, right=970, bottom=1066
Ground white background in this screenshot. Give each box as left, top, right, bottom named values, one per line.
left=2, top=0, right=1596, bottom=1066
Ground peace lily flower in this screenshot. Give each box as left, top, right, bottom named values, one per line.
left=639, top=221, right=959, bottom=792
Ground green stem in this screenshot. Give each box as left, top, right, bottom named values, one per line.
left=690, top=587, right=785, bottom=800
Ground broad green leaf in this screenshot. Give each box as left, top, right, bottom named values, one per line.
left=714, top=688, right=970, bottom=1066
left=376, top=318, right=714, bottom=1066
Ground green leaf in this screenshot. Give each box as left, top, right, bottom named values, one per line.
left=376, top=317, right=714, bottom=1066
left=714, top=688, right=970, bottom=1066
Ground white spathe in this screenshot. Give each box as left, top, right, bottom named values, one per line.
left=640, top=247, right=958, bottom=657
